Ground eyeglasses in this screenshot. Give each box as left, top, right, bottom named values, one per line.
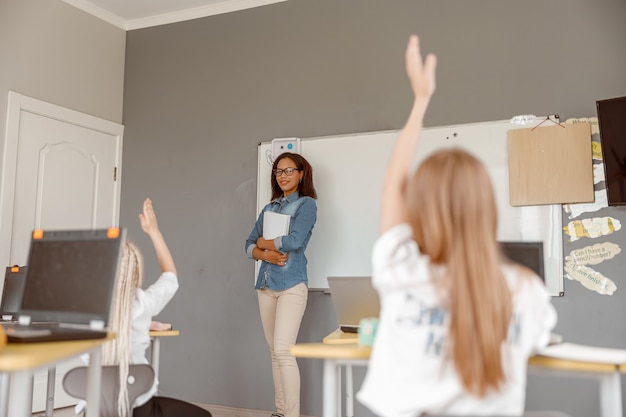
left=273, top=167, right=300, bottom=177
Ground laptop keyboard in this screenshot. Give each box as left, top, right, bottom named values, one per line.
left=340, top=325, right=359, bottom=333
left=1, top=322, right=107, bottom=343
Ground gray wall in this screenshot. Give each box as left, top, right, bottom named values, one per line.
left=0, top=0, right=125, bottom=130
left=122, top=1, right=626, bottom=416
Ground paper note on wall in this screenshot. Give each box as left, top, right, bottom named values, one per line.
left=564, top=262, right=617, bottom=295
left=563, top=217, right=621, bottom=242
left=565, top=242, right=622, bottom=266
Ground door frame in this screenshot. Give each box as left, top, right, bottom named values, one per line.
left=0, top=91, right=124, bottom=267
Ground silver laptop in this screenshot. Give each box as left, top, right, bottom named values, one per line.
left=327, top=276, right=380, bottom=333
left=2, top=227, right=125, bottom=343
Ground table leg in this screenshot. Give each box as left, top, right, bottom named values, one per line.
left=599, top=372, right=622, bottom=417
left=323, top=359, right=339, bottom=417
left=45, top=366, right=56, bottom=417
left=7, top=370, right=34, bottom=417
left=336, top=362, right=341, bottom=417
left=85, top=347, right=102, bottom=417
left=0, top=372, right=9, bottom=417
left=345, top=365, right=353, bottom=417
left=151, top=336, right=161, bottom=383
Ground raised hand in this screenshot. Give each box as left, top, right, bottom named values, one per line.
left=139, top=198, right=159, bottom=236
left=405, top=35, right=437, bottom=103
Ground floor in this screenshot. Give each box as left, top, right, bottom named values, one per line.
left=32, top=407, right=75, bottom=417
left=33, top=403, right=316, bottom=417
left=33, top=403, right=214, bottom=417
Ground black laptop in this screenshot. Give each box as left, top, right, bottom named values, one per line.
left=500, top=241, right=545, bottom=282
left=2, top=227, right=125, bottom=343
left=0, top=265, right=28, bottom=321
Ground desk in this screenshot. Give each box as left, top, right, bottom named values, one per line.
left=528, top=355, right=623, bottom=417
left=149, top=329, right=179, bottom=383
left=0, top=334, right=114, bottom=417
left=292, top=342, right=368, bottom=417
left=292, top=331, right=625, bottom=417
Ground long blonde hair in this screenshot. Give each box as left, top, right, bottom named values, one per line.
left=405, top=148, right=512, bottom=397
left=103, top=241, right=144, bottom=417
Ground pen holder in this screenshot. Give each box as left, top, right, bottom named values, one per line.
left=358, top=318, right=378, bottom=347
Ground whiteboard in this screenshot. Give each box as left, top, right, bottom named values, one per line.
left=257, top=119, right=564, bottom=296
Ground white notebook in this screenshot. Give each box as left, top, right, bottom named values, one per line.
left=537, top=342, right=626, bottom=364
left=263, top=211, right=290, bottom=239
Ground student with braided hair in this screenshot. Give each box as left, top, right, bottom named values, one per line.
left=102, top=198, right=211, bottom=417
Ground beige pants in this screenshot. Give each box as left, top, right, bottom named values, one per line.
left=257, top=282, right=308, bottom=417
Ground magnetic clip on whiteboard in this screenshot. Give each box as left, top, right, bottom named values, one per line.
left=272, top=137, right=301, bottom=159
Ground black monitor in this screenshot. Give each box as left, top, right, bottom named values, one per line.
left=18, top=228, right=125, bottom=325
left=597, top=96, right=626, bottom=206
left=1, top=265, right=28, bottom=319
left=500, top=241, right=545, bottom=282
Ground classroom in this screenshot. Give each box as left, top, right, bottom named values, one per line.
left=1, top=1, right=626, bottom=416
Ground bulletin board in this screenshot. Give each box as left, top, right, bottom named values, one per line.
left=256, top=118, right=564, bottom=296
left=561, top=117, right=624, bottom=296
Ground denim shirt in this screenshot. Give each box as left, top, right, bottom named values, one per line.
left=245, top=191, right=317, bottom=290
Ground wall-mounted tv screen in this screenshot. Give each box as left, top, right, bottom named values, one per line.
left=499, top=241, right=544, bottom=282
left=597, top=96, right=626, bottom=206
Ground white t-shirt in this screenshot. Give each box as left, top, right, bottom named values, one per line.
left=357, top=224, right=557, bottom=417
left=76, top=271, right=179, bottom=414
left=132, top=271, right=179, bottom=406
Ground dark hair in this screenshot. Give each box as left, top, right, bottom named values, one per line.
left=270, top=152, right=317, bottom=200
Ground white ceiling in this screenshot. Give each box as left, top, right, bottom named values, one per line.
left=62, top=0, right=287, bottom=31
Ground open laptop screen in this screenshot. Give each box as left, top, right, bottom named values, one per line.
left=1, top=266, right=27, bottom=318
left=327, top=276, right=380, bottom=331
left=18, top=228, right=125, bottom=325
left=500, top=241, right=545, bottom=282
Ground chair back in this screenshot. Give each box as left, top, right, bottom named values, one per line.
left=63, top=364, right=155, bottom=417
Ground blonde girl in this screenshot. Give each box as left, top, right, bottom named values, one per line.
left=357, top=36, right=557, bottom=417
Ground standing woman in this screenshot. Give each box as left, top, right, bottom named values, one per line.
left=245, top=152, right=317, bottom=417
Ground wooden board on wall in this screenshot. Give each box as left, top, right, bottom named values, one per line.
left=257, top=119, right=564, bottom=296
left=508, top=123, right=594, bottom=206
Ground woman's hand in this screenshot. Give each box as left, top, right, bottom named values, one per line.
left=256, top=237, right=276, bottom=251
left=263, top=249, right=288, bottom=266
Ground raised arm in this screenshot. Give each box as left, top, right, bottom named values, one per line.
left=380, top=35, right=437, bottom=233
left=139, top=198, right=177, bottom=275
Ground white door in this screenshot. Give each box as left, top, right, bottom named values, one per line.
left=0, top=91, right=123, bottom=265
left=10, top=111, right=122, bottom=264
left=0, top=91, right=124, bottom=411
